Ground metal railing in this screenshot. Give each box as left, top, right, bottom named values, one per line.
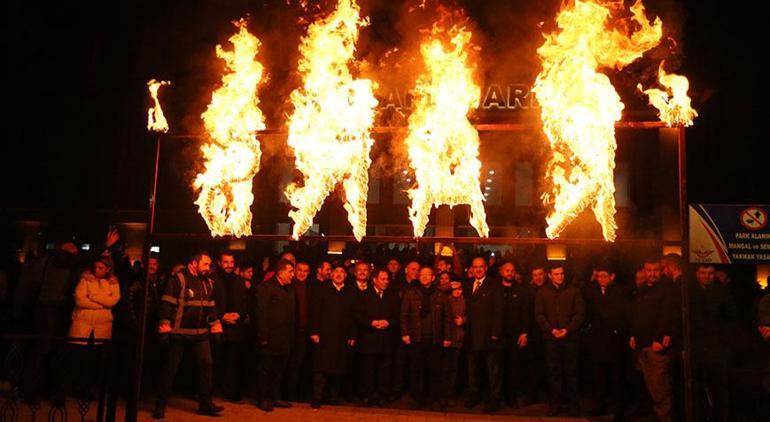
left=0, top=334, right=113, bottom=422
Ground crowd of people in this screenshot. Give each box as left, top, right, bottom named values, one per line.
left=2, top=229, right=770, bottom=422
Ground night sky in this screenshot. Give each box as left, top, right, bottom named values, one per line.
left=2, top=0, right=766, bottom=219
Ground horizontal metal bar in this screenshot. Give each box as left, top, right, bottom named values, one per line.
left=0, top=334, right=111, bottom=344
left=150, top=232, right=667, bottom=246
left=161, top=121, right=671, bottom=139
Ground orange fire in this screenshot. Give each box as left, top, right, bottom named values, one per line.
left=639, top=62, right=697, bottom=127
left=405, top=18, right=488, bottom=238
left=285, top=0, right=378, bottom=241
left=533, top=0, right=662, bottom=242
left=193, top=19, right=265, bottom=237
left=147, top=79, right=170, bottom=133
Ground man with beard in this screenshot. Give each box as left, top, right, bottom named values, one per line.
left=356, top=268, right=399, bottom=407
left=526, top=263, right=548, bottom=403
left=630, top=257, right=678, bottom=422
left=535, top=263, right=585, bottom=417
left=153, top=251, right=224, bottom=418
left=344, top=261, right=370, bottom=401
left=386, top=258, right=403, bottom=286
left=310, top=264, right=356, bottom=409
left=392, top=259, right=420, bottom=399
left=661, top=253, right=684, bottom=286
left=400, top=266, right=451, bottom=410
left=690, top=264, right=735, bottom=422
left=464, top=256, right=505, bottom=413
left=285, top=261, right=312, bottom=401
left=499, top=261, right=530, bottom=408
left=308, top=260, right=331, bottom=300
left=255, top=259, right=295, bottom=412
left=212, top=251, right=251, bottom=403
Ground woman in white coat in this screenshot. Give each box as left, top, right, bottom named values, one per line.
left=66, top=257, right=120, bottom=398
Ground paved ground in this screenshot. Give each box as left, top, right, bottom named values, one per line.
left=121, top=395, right=609, bottom=422
left=133, top=398, right=593, bottom=421
left=3, top=392, right=631, bottom=421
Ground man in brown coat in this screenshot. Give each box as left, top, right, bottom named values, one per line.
left=400, top=266, right=451, bottom=410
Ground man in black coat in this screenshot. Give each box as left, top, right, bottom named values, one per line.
left=355, top=268, right=400, bottom=406
left=583, top=262, right=629, bottom=419
left=344, top=260, right=371, bottom=401
left=499, top=261, right=530, bottom=408
left=392, top=259, right=419, bottom=399
left=464, top=256, right=504, bottom=413
left=284, top=261, right=312, bottom=402
left=307, top=260, right=330, bottom=307
left=255, top=259, right=296, bottom=412
left=526, top=263, right=548, bottom=403
left=212, top=251, right=251, bottom=403
left=309, top=264, right=357, bottom=409
left=400, top=266, right=451, bottom=410
left=534, top=263, right=585, bottom=417
left=629, top=257, right=678, bottom=422
left=690, top=264, right=735, bottom=422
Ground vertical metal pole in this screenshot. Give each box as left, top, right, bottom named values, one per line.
left=678, top=125, right=693, bottom=422
left=126, top=136, right=161, bottom=422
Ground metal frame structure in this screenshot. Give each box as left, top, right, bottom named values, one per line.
left=126, top=122, right=692, bottom=422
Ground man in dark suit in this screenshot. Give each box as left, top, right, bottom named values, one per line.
left=255, top=259, right=296, bottom=412
left=583, top=261, right=629, bottom=419
left=535, top=263, right=585, bottom=417
left=355, top=268, right=400, bottom=407
left=464, top=256, right=504, bottom=413
left=309, top=264, right=357, bottom=409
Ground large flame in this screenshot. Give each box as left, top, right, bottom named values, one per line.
left=193, top=19, right=265, bottom=237
left=533, top=0, right=662, bottom=241
left=639, top=62, right=697, bottom=127
left=285, top=0, right=378, bottom=241
left=405, top=19, right=488, bottom=238
left=147, top=79, right=170, bottom=133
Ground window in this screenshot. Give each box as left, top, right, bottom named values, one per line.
left=482, top=165, right=502, bottom=206
left=515, top=162, right=534, bottom=206
left=615, top=163, right=630, bottom=207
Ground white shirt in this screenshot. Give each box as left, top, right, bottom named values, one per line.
left=473, top=276, right=486, bottom=294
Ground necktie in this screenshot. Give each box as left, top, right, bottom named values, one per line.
left=473, top=280, right=482, bottom=294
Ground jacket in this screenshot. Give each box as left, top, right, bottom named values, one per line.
left=159, top=268, right=219, bottom=337
left=400, top=284, right=451, bottom=344
left=255, top=277, right=296, bottom=355
left=68, top=270, right=120, bottom=344
left=534, top=281, right=585, bottom=339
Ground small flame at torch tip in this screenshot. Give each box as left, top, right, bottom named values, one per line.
left=147, top=79, right=170, bottom=133
left=638, top=61, right=698, bottom=127
left=285, top=0, right=378, bottom=242
left=194, top=19, right=266, bottom=238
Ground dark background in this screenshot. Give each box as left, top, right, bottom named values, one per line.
left=1, top=0, right=764, bottom=232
